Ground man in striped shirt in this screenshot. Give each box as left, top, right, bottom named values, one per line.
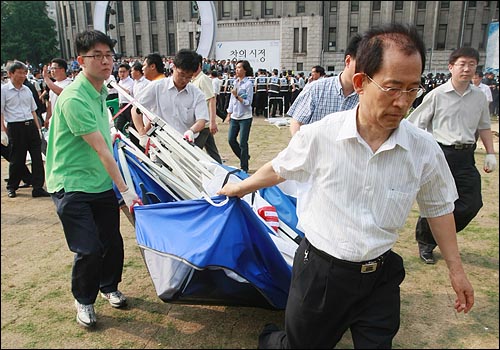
left=288, top=34, right=362, bottom=136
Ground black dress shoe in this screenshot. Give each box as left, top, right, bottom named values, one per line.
left=32, top=188, right=50, bottom=197
left=8, top=190, right=16, bottom=198
left=420, top=251, right=435, bottom=264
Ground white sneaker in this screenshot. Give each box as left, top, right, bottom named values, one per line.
left=101, top=290, right=127, bottom=308
left=75, top=300, right=96, bottom=327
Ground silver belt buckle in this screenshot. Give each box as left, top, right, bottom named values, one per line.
left=360, top=262, right=378, bottom=273
left=454, top=144, right=464, bottom=150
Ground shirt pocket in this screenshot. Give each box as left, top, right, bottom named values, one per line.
left=372, top=189, right=415, bottom=230
left=178, top=106, right=195, bottom=124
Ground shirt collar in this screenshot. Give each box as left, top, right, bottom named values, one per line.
left=336, top=106, right=410, bottom=152
left=77, top=73, right=107, bottom=100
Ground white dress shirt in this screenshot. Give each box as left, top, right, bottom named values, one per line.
left=271, top=107, right=458, bottom=262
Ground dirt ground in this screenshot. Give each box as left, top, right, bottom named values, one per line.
left=1, top=117, right=498, bottom=349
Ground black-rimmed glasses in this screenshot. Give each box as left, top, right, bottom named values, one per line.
left=81, top=53, right=115, bottom=61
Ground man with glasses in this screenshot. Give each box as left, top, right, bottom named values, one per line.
left=42, top=58, right=72, bottom=128
left=219, top=24, right=474, bottom=349
left=408, top=47, right=497, bottom=264
left=45, top=30, right=140, bottom=328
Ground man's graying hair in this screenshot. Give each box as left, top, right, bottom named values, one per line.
left=74, top=30, right=115, bottom=55
left=7, top=60, right=28, bottom=73
left=355, top=23, right=426, bottom=76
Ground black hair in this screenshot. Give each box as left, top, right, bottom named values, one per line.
left=355, top=23, right=426, bottom=76
left=74, top=30, right=115, bottom=56
left=448, top=47, right=480, bottom=65
left=118, top=63, right=130, bottom=71
left=51, top=58, right=68, bottom=71
left=132, top=62, right=143, bottom=73
left=312, top=65, right=325, bottom=76
left=236, top=60, right=253, bottom=77
left=145, top=53, right=165, bottom=74
left=345, top=34, right=362, bottom=60
left=173, top=49, right=200, bottom=73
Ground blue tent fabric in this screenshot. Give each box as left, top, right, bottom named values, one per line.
left=218, top=163, right=304, bottom=238
left=134, top=195, right=292, bottom=309
left=112, top=141, right=177, bottom=204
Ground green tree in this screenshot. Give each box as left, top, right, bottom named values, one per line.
left=1, top=1, right=60, bottom=67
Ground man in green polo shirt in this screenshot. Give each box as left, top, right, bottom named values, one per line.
left=45, top=30, right=140, bottom=328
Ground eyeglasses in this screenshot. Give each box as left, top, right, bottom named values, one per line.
left=81, top=53, right=114, bottom=61
left=453, top=62, right=477, bottom=70
left=365, top=74, right=425, bottom=99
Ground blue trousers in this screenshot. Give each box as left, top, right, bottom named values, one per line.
left=228, top=118, right=253, bottom=172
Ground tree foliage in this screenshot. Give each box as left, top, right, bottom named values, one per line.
left=1, top=1, right=60, bottom=67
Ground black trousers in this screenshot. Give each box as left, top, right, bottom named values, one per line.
left=1, top=143, right=32, bottom=184
left=259, top=238, right=405, bottom=349
left=6, top=120, right=44, bottom=191
left=195, top=128, right=222, bottom=163
left=416, top=145, right=482, bottom=250
left=255, top=91, right=268, bottom=116
left=51, top=189, right=124, bottom=305
left=269, top=94, right=282, bottom=117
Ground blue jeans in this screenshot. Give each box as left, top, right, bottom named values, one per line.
left=228, top=118, right=252, bottom=172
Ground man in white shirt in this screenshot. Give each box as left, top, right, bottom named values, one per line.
left=472, top=71, right=493, bottom=104
left=219, top=24, right=474, bottom=349
left=137, top=49, right=208, bottom=143
left=115, top=63, right=135, bottom=136
left=192, top=58, right=222, bottom=163
left=408, top=47, right=496, bottom=264
left=42, top=58, right=72, bottom=128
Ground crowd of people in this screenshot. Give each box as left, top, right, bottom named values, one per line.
left=1, top=23, right=498, bottom=348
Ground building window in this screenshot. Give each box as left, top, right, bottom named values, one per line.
left=330, top=1, right=338, bottom=12
left=372, top=1, right=381, bottom=11
left=117, top=2, right=124, bottom=23
left=416, top=25, right=424, bottom=41
left=222, top=1, right=231, bottom=17
left=152, top=34, right=159, bottom=52
left=302, top=28, right=307, bottom=53
left=351, top=1, right=359, bottom=12
left=440, top=1, right=450, bottom=9
left=350, top=26, right=358, bottom=38
left=265, top=1, right=274, bottom=16
left=437, top=24, right=447, bottom=49
left=189, top=32, right=194, bottom=50
left=395, top=1, right=404, bottom=11
left=149, top=2, right=157, bottom=21
left=468, top=1, right=476, bottom=8
left=417, top=1, right=426, bottom=10
left=297, top=62, right=303, bottom=71
left=70, top=4, right=76, bottom=26
left=191, top=1, right=199, bottom=18
left=85, top=2, right=92, bottom=25
left=479, top=24, right=487, bottom=49
left=293, top=28, right=299, bottom=52
left=135, top=35, right=142, bottom=56
left=166, top=1, right=174, bottom=20
left=168, top=33, right=175, bottom=55
left=63, top=5, right=68, bottom=27
left=133, top=1, right=141, bottom=22
left=297, top=1, right=305, bottom=13
left=328, top=27, right=337, bottom=51
left=327, top=66, right=335, bottom=72
left=120, top=35, right=126, bottom=55
left=243, top=1, right=252, bottom=16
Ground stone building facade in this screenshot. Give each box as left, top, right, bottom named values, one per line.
left=54, top=1, right=498, bottom=74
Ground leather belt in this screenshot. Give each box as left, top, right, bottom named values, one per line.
left=438, top=142, right=475, bottom=150
left=304, top=238, right=391, bottom=274
left=9, top=119, right=34, bottom=126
